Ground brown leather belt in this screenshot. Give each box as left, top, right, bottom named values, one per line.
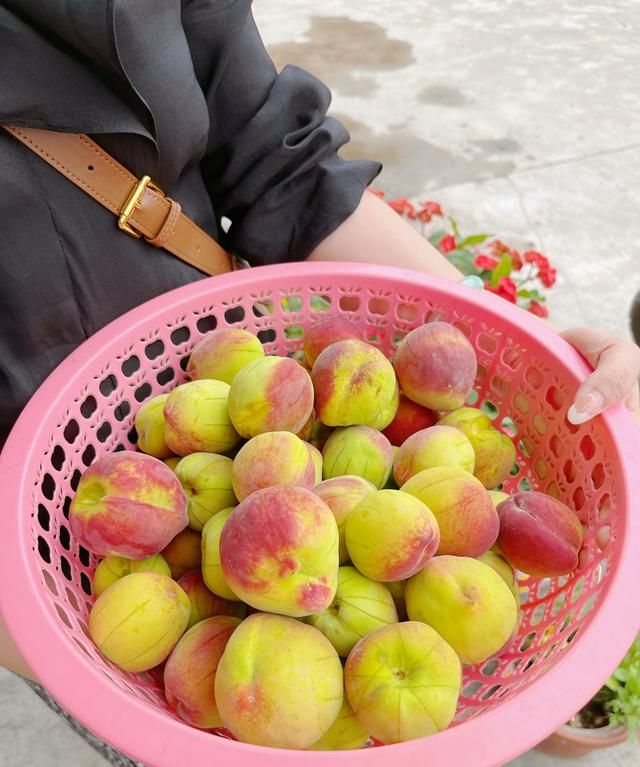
left=3, top=126, right=232, bottom=276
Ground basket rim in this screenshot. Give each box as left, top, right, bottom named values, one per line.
left=1, top=262, right=639, bottom=767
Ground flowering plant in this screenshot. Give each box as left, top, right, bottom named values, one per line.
left=376, top=192, right=556, bottom=317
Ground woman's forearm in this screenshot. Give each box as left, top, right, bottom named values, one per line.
left=308, top=191, right=463, bottom=281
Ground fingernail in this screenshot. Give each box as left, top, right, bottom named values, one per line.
left=567, top=391, right=606, bottom=425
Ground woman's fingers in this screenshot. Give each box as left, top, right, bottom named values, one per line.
left=560, top=328, right=640, bottom=425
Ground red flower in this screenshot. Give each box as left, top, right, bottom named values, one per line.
left=416, top=200, right=444, bottom=222
left=485, top=276, right=517, bottom=303
left=474, top=253, right=500, bottom=271
left=387, top=197, right=416, bottom=219
left=523, top=250, right=550, bottom=269
left=539, top=266, right=557, bottom=288
left=529, top=301, right=549, bottom=318
left=510, top=249, right=523, bottom=269
left=438, top=235, right=456, bottom=253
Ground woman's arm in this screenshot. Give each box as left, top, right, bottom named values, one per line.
left=309, top=191, right=462, bottom=281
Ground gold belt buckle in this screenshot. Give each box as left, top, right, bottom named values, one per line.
left=118, top=175, right=164, bottom=238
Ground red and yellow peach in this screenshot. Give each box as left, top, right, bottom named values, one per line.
left=187, top=328, right=264, bottom=384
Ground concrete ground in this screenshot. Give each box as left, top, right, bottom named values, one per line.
left=1, top=1, right=638, bottom=766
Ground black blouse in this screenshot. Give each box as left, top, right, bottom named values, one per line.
left=0, top=0, right=380, bottom=443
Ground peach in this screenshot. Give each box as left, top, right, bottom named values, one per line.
left=382, top=393, right=439, bottom=447
left=174, top=453, right=236, bottom=531
left=201, top=508, right=240, bottom=601
left=296, top=408, right=316, bottom=441
left=162, top=528, right=202, bottom=580
left=393, top=425, right=475, bottom=486
left=164, top=456, right=181, bottom=472
left=164, top=615, right=241, bottom=728
left=310, top=699, right=369, bottom=750
left=228, top=356, right=314, bottom=438
left=308, top=443, right=323, bottom=484
left=478, top=551, right=521, bottom=607
left=70, top=451, right=188, bottom=559
left=220, top=486, right=338, bottom=617
left=345, top=489, right=439, bottom=581
left=177, top=570, right=246, bottom=628
left=401, top=466, right=498, bottom=557
left=439, top=408, right=515, bottom=489
left=322, top=426, right=394, bottom=488
left=313, top=476, right=375, bottom=564
left=438, top=406, right=492, bottom=437
left=405, top=556, right=518, bottom=664
left=311, top=339, right=399, bottom=429
left=307, top=566, right=398, bottom=656
left=393, top=322, right=477, bottom=411
left=304, top=317, right=364, bottom=367
left=164, top=380, right=240, bottom=456
left=386, top=579, right=407, bottom=619
left=89, top=572, right=191, bottom=672
left=92, top=553, right=170, bottom=597
left=134, top=393, right=173, bottom=459
left=345, top=622, right=461, bottom=743
left=489, top=490, right=510, bottom=509
left=187, top=328, right=264, bottom=384
left=496, top=491, right=583, bottom=577
left=231, top=431, right=317, bottom=502
left=309, top=419, right=333, bottom=451
left=215, top=613, right=343, bottom=748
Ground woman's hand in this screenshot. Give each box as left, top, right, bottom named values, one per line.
left=561, top=328, right=640, bottom=425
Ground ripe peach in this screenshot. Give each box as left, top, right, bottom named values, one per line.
left=393, top=425, right=475, bottom=486
left=313, top=476, right=375, bottom=564
left=345, top=622, right=461, bottom=743
left=296, top=408, right=316, bottom=441
left=304, top=317, right=364, bottom=367
left=220, top=486, right=338, bottom=617
left=307, top=566, right=398, bottom=656
left=405, top=556, right=518, bottom=664
left=382, top=393, right=438, bottom=447
left=89, top=572, right=191, bottom=672
left=215, top=613, right=343, bottom=748
left=201, top=508, right=240, bottom=601
left=478, top=551, right=521, bottom=607
left=174, top=453, right=236, bottom=531
left=164, top=615, right=241, bottom=728
left=231, top=431, right=317, bottom=501
left=162, top=528, right=202, bottom=580
left=393, top=322, right=477, bottom=411
left=308, top=443, right=323, bottom=484
left=439, top=408, right=515, bottom=489
left=134, top=393, right=172, bottom=459
left=310, top=699, right=369, bottom=750
left=164, top=380, right=240, bottom=456
left=70, top=451, right=188, bottom=559
left=164, top=456, right=181, bottom=472
left=345, top=489, right=440, bottom=581
left=497, top=491, right=584, bottom=576
left=401, top=466, right=498, bottom=557
left=322, top=426, right=394, bottom=488
left=177, top=570, right=246, bottom=628
left=312, top=339, right=399, bottom=429
left=92, top=553, right=170, bottom=597
left=228, top=356, right=314, bottom=438
left=489, top=490, right=510, bottom=508
left=187, top=328, right=264, bottom=384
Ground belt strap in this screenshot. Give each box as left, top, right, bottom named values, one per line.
left=3, top=126, right=232, bottom=276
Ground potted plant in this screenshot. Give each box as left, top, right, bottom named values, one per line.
left=376, top=192, right=556, bottom=315
left=536, top=636, right=640, bottom=757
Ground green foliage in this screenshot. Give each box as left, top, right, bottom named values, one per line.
left=604, top=637, right=640, bottom=737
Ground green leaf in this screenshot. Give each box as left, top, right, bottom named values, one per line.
left=448, top=216, right=461, bottom=240
left=490, top=253, right=513, bottom=286
left=457, top=233, right=492, bottom=248
left=445, top=249, right=477, bottom=276
left=427, top=229, right=448, bottom=247
left=516, top=288, right=545, bottom=301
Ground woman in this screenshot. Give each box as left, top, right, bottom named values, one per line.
left=1, top=1, right=639, bottom=762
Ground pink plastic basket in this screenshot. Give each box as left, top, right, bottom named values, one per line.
left=1, top=263, right=639, bottom=766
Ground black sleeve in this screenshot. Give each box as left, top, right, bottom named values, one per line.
left=181, top=0, right=381, bottom=266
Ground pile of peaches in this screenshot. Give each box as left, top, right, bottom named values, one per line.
left=70, top=318, right=583, bottom=750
